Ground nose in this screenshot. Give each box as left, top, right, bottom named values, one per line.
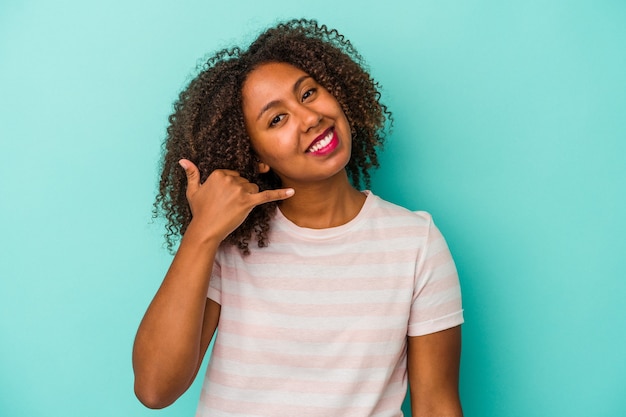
left=297, top=104, right=322, bottom=132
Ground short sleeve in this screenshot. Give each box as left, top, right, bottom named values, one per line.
left=207, top=251, right=222, bottom=305
left=407, top=213, right=464, bottom=336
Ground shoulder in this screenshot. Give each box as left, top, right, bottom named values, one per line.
left=368, top=192, right=434, bottom=227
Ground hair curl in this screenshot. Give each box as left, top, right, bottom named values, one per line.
left=155, top=18, right=392, bottom=254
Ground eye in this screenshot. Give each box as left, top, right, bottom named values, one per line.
left=269, top=114, right=285, bottom=127
left=302, top=88, right=317, bottom=101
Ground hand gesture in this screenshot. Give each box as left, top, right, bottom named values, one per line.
left=178, top=159, right=294, bottom=242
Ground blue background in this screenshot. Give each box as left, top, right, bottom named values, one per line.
left=1, top=1, right=625, bottom=416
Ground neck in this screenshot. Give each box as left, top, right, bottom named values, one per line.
left=278, top=171, right=366, bottom=229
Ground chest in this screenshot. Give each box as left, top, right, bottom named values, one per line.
left=218, top=248, right=418, bottom=345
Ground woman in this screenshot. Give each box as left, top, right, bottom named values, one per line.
left=133, top=18, right=464, bottom=417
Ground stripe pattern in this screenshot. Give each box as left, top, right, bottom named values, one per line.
left=197, top=192, right=463, bottom=417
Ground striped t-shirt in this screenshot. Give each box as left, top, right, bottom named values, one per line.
left=197, top=191, right=463, bottom=417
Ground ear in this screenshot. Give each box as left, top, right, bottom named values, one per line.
left=257, top=160, right=271, bottom=174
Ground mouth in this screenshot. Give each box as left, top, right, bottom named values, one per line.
left=305, top=127, right=339, bottom=155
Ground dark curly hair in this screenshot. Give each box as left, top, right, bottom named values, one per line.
left=155, top=18, right=392, bottom=254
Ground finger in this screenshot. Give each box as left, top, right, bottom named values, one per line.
left=231, top=175, right=251, bottom=185
left=241, top=182, right=260, bottom=194
left=250, top=188, right=295, bottom=206
left=219, top=169, right=242, bottom=177
left=178, top=159, right=201, bottom=197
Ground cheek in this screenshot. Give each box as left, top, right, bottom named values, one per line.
left=250, top=133, right=285, bottom=163
left=264, top=126, right=298, bottom=149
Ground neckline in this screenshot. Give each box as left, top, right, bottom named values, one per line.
left=273, top=190, right=375, bottom=240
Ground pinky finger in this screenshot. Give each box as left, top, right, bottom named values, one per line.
left=253, top=188, right=295, bottom=205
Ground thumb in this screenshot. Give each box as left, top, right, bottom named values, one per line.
left=252, top=187, right=295, bottom=206
left=178, top=159, right=200, bottom=197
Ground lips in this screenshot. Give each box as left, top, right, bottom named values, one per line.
left=305, top=127, right=338, bottom=155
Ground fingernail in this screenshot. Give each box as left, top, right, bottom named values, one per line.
left=285, top=188, right=295, bottom=196
left=178, top=160, right=188, bottom=169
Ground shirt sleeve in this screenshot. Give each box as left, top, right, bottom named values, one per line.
left=407, top=212, right=464, bottom=336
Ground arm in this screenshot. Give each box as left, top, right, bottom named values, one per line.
left=132, top=160, right=294, bottom=409
left=132, top=227, right=221, bottom=409
left=407, top=325, right=463, bottom=417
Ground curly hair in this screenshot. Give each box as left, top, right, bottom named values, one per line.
left=155, top=18, right=392, bottom=254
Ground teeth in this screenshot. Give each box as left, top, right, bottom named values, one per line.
left=308, top=130, right=333, bottom=152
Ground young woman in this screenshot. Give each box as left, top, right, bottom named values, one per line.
left=133, top=19, right=464, bottom=417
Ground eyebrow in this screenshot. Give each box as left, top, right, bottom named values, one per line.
left=256, top=75, right=312, bottom=121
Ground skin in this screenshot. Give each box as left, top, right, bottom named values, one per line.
left=408, top=326, right=463, bottom=417
left=132, top=62, right=463, bottom=415
left=241, top=62, right=365, bottom=228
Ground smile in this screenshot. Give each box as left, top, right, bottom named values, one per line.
left=306, top=128, right=339, bottom=155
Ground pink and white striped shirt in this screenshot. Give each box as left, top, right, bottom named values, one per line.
left=197, top=191, right=463, bottom=417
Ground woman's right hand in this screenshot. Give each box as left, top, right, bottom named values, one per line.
left=179, top=159, right=294, bottom=242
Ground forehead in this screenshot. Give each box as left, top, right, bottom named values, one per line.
left=243, top=62, right=309, bottom=99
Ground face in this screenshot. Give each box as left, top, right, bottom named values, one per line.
left=241, top=62, right=352, bottom=187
